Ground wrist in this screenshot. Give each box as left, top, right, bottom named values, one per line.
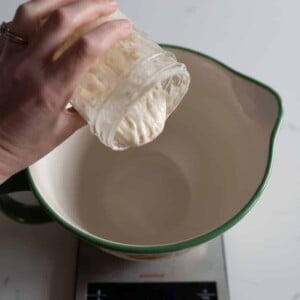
left=0, top=175, right=8, bottom=185
left=0, top=165, right=11, bottom=184
left=0, top=164, right=13, bottom=184
left=0, top=147, right=18, bottom=184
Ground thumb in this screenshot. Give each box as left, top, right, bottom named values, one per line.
left=55, top=109, right=87, bottom=143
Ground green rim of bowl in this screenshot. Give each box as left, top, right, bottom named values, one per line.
left=27, top=44, right=284, bottom=254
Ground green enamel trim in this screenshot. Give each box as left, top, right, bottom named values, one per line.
left=0, top=169, right=30, bottom=196
left=0, top=169, right=52, bottom=224
left=0, top=194, right=52, bottom=224
left=27, top=45, right=283, bottom=254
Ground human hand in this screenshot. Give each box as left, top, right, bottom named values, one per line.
left=0, top=0, right=132, bottom=183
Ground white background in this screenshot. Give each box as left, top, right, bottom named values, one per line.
left=1, top=0, right=300, bottom=299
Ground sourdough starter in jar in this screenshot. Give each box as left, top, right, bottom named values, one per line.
left=57, top=10, right=191, bottom=150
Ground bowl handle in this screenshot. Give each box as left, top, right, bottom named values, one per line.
left=0, top=169, right=52, bottom=224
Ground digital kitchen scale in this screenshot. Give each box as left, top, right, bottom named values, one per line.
left=75, top=237, right=230, bottom=300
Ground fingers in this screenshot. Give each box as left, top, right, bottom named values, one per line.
left=48, top=19, right=132, bottom=107
left=0, top=21, right=13, bottom=55
left=30, top=0, right=118, bottom=61
left=10, top=0, right=81, bottom=40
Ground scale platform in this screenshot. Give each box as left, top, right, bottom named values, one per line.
left=75, top=236, right=229, bottom=300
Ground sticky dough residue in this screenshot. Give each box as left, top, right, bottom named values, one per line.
left=114, top=84, right=169, bottom=150
left=55, top=11, right=173, bottom=151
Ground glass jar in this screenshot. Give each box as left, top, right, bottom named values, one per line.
left=61, top=10, right=191, bottom=151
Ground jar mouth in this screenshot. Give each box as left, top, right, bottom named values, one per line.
left=107, top=62, right=191, bottom=151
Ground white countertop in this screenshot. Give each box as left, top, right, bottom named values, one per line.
left=1, top=0, right=300, bottom=299
left=0, top=210, right=77, bottom=300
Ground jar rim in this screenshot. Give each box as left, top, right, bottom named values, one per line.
left=106, top=62, right=191, bottom=150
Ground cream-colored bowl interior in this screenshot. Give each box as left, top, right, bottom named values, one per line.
left=30, top=48, right=279, bottom=246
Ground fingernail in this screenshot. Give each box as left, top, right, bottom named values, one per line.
left=120, top=19, right=133, bottom=29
